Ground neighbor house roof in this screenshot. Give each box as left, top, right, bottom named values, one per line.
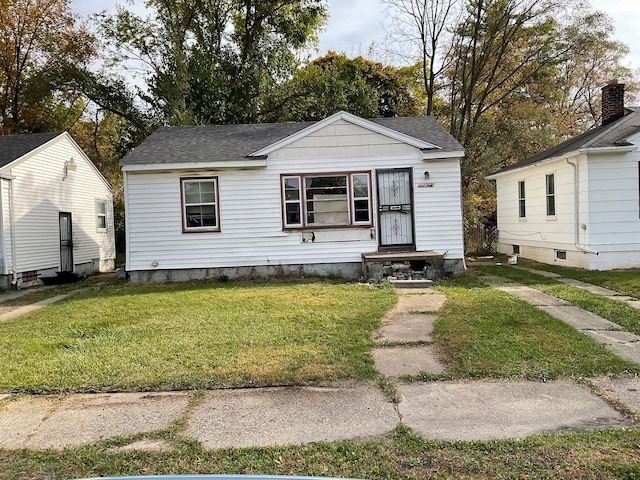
left=488, top=107, right=640, bottom=177
left=0, top=132, right=61, bottom=169
left=122, top=113, right=463, bottom=166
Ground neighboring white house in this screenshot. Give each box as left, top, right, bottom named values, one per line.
left=121, top=111, right=466, bottom=283
left=0, top=132, right=116, bottom=288
left=487, top=80, right=640, bottom=270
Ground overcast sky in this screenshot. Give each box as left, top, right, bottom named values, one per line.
left=71, top=0, right=639, bottom=72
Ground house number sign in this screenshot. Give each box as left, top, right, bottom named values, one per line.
left=417, top=182, right=435, bottom=188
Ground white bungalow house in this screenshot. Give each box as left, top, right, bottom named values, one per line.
left=487, top=80, right=640, bottom=270
left=0, top=132, right=116, bottom=288
left=121, top=111, right=466, bottom=283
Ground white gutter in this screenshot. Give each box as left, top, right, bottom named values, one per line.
left=422, top=150, right=465, bottom=160
left=565, top=158, right=599, bottom=255
left=122, top=159, right=268, bottom=172
left=579, top=145, right=636, bottom=155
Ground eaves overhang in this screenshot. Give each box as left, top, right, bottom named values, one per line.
left=422, top=150, right=465, bottom=160
left=486, top=149, right=583, bottom=180
left=122, top=158, right=268, bottom=172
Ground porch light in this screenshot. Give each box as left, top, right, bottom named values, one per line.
left=424, top=171, right=430, bottom=180
left=63, top=158, right=77, bottom=180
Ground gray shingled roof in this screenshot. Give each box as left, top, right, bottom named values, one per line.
left=490, top=107, right=640, bottom=176
left=0, top=132, right=61, bottom=168
left=122, top=115, right=463, bottom=166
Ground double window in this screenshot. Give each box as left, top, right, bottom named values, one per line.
left=282, top=172, right=372, bottom=228
left=546, top=173, right=556, bottom=216
left=181, top=177, right=220, bottom=232
left=518, top=181, right=526, bottom=218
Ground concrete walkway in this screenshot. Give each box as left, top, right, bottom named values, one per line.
left=484, top=270, right=640, bottom=365
left=1, top=279, right=640, bottom=451
left=514, top=266, right=640, bottom=310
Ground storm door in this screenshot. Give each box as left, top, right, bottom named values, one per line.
left=59, top=212, right=73, bottom=272
left=376, top=168, right=415, bottom=248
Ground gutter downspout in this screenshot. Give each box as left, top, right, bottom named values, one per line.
left=566, top=158, right=599, bottom=255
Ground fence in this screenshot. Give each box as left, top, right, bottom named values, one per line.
left=464, top=224, right=497, bottom=255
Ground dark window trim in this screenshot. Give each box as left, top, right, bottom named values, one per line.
left=280, top=171, right=373, bottom=230
left=180, top=176, right=221, bottom=233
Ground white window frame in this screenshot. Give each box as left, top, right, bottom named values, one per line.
left=281, top=172, right=372, bottom=229
left=545, top=173, right=556, bottom=217
left=351, top=173, right=371, bottom=225
left=96, top=199, right=107, bottom=231
left=518, top=180, right=526, bottom=218
left=181, top=177, right=220, bottom=233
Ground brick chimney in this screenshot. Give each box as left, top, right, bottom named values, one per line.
left=601, top=79, right=625, bottom=125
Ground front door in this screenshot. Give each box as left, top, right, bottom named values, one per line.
left=376, top=168, right=415, bottom=248
left=59, top=212, right=73, bottom=272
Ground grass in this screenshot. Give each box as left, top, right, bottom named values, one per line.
left=3, top=272, right=640, bottom=479
left=515, top=259, right=640, bottom=298
left=473, top=264, right=640, bottom=336
left=1, top=426, right=640, bottom=479
left=430, top=275, right=640, bottom=379
left=0, top=279, right=397, bottom=393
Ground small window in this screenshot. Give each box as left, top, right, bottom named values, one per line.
left=181, top=177, right=220, bottom=232
left=518, top=181, right=526, bottom=218
left=96, top=200, right=107, bottom=230
left=513, top=245, right=520, bottom=255
left=546, top=174, right=556, bottom=216
left=555, top=250, right=567, bottom=260
left=351, top=173, right=370, bottom=224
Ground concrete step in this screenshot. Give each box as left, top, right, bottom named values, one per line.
left=389, top=279, right=433, bottom=289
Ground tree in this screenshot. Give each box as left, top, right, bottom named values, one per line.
left=0, top=0, right=96, bottom=134
left=385, top=0, right=639, bottom=229
left=262, top=51, right=426, bottom=122
left=382, top=0, right=461, bottom=115
left=97, top=0, right=327, bottom=125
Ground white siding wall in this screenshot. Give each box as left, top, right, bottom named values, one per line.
left=496, top=157, right=581, bottom=248
left=0, top=135, right=115, bottom=275
left=495, top=156, right=592, bottom=268
left=126, top=120, right=464, bottom=272
left=495, top=144, right=640, bottom=270
left=586, top=142, right=640, bottom=269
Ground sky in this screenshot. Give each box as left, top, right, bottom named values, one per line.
left=71, top=0, right=639, bottom=72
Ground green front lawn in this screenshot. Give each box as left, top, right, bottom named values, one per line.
left=516, top=259, right=640, bottom=298
left=430, top=275, right=640, bottom=379
left=473, top=264, right=640, bottom=336
left=2, top=426, right=640, bottom=479
left=0, top=280, right=397, bottom=393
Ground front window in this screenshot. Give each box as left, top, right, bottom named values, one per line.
left=282, top=172, right=372, bottom=228
left=546, top=174, right=555, bottom=216
left=182, top=177, right=220, bottom=232
left=518, top=181, right=526, bottom=218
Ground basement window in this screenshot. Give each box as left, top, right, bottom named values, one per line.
left=513, top=245, right=520, bottom=255
left=555, top=250, right=567, bottom=260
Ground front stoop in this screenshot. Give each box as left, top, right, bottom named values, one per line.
left=362, top=250, right=444, bottom=282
